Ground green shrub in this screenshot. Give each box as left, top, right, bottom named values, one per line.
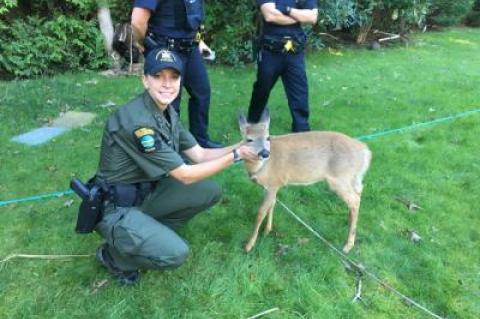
left=474, top=0, right=480, bottom=10
left=428, top=0, right=475, bottom=26
left=204, top=0, right=256, bottom=66
left=0, top=15, right=108, bottom=78
left=465, top=11, right=480, bottom=27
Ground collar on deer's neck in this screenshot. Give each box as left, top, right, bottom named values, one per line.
left=247, top=159, right=268, bottom=180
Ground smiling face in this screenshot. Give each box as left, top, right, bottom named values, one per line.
left=142, top=68, right=181, bottom=111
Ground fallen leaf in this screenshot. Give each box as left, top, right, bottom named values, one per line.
left=85, top=79, right=98, bottom=85
left=409, top=230, right=422, bottom=243
left=275, top=244, right=290, bottom=256
left=91, top=279, right=108, bottom=294
left=100, top=100, right=116, bottom=108
left=249, top=272, right=256, bottom=282
left=395, top=196, right=422, bottom=211
left=297, top=237, right=309, bottom=245
left=47, top=165, right=57, bottom=172
left=64, top=199, right=74, bottom=208
left=379, top=221, right=387, bottom=230
left=328, top=48, right=344, bottom=56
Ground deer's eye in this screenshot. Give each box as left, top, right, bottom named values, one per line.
left=246, top=138, right=254, bottom=143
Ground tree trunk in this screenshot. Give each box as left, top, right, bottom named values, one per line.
left=356, top=21, right=372, bottom=44
left=97, top=6, right=121, bottom=69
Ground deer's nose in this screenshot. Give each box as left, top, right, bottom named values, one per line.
left=258, top=149, right=270, bottom=159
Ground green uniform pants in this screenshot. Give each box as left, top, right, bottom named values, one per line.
left=95, top=177, right=222, bottom=271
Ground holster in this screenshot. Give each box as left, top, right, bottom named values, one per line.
left=70, top=178, right=157, bottom=234
left=70, top=178, right=105, bottom=234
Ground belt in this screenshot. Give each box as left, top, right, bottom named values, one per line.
left=102, top=181, right=156, bottom=208
left=152, top=35, right=198, bottom=52
left=261, top=35, right=305, bottom=54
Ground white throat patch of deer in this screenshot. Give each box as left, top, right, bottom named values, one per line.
left=238, top=110, right=372, bottom=253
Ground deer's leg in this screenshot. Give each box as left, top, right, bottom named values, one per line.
left=343, top=195, right=360, bottom=253
left=327, top=177, right=361, bottom=253
left=264, top=193, right=278, bottom=235
left=245, top=189, right=277, bottom=253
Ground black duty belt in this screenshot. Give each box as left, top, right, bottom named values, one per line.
left=71, top=177, right=157, bottom=234
left=151, top=35, right=198, bottom=53
left=108, top=181, right=157, bottom=207
left=261, top=35, right=305, bottom=54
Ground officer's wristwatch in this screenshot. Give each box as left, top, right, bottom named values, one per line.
left=232, top=148, right=242, bottom=163
left=285, top=6, right=292, bottom=15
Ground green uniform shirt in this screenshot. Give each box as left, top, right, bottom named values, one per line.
left=96, top=92, right=197, bottom=183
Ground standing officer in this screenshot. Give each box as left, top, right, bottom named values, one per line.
left=248, top=0, right=318, bottom=132
left=94, top=48, right=257, bottom=284
left=131, top=0, right=223, bottom=148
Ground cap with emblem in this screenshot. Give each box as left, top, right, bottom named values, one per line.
left=144, top=49, right=183, bottom=76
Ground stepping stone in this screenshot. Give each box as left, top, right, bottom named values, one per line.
left=11, top=111, right=96, bottom=146
left=50, top=111, right=96, bottom=129
left=11, top=127, right=70, bottom=146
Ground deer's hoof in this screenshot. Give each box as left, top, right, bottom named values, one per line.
left=244, top=242, right=254, bottom=253
left=342, top=243, right=354, bottom=253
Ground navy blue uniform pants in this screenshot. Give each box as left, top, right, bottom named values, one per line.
left=248, top=49, right=310, bottom=132
left=173, top=47, right=212, bottom=145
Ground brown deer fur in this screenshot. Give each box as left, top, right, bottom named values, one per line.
left=239, top=111, right=371, bottom=253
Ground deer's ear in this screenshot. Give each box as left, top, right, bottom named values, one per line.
left=238, top=113, right=248, bottom=131
left=259, top=108, right=270, bottom=127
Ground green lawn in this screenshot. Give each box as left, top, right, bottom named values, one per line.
left=1, top=28, right=479, bottom=318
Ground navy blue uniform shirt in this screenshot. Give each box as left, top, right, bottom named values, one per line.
left=257, top=0, right=317, bottom=37
left=134, top=0, right=204, bottom=38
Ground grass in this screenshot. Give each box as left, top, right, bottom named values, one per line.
left=1, top=28, right=479, bottom=318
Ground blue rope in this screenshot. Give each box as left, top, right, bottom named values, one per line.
left=356, top=108, right=480, bottom=141
left=0, top=190, right=74, bottom=207
left=1, top=108, right=479, bottom=208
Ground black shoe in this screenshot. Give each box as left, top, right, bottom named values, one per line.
left=200, top=140, right=224, bottom=148
left=96, top=243, right=140, bottom=285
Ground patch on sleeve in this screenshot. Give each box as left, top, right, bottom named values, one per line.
left=133, top=127, right=160, bottom=153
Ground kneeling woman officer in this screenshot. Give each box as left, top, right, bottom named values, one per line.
left=92, top=49, right=257, bottom=284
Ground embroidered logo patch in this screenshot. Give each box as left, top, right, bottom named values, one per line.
left=155, top=50, right=176, bottom=63
left=134, top=128, right=157, bottom=153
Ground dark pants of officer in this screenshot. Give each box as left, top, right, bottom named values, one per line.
left=248, top=49, right=310, bottom=132
left=95, top=178, right=222, bottom=271
left=171, top=47, right=212, bottom=145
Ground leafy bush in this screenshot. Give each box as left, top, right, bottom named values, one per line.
left=0, top=15, right=108, bottom=78
left=204, top=0, right=256, bottom=66
left=465, top=10, right=480, bottom=27
left=465, top=0, right=480, bottom=27
left=318, top=0, right=431, bottom=43
left=428, top=0, right=475, bottom=26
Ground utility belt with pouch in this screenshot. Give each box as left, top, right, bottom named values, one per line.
left=70, top=177, right=156, bottom=234
left=145, top=34, right=198, bottom=53
left=261, top=35, right=306, bottom=54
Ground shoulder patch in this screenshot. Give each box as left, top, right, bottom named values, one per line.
left=134, top=127, right=159, bottom=153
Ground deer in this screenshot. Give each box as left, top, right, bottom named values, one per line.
left=238, top=110, right=372, bottom=253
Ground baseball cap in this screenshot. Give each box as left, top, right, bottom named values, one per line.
left=144, top=49, right=183, bottom=75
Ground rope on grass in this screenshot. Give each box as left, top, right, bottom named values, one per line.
left=277, top=199, right=445, bottom=319
left=1, top=254, right=93, bottom=265
left=245, top=307, right=279, bottom=319
left=1, top=107, right=479, bottom=209
left=0, top=190, right=73, bottom=207
left=356, top=108, right=480, bottom=141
